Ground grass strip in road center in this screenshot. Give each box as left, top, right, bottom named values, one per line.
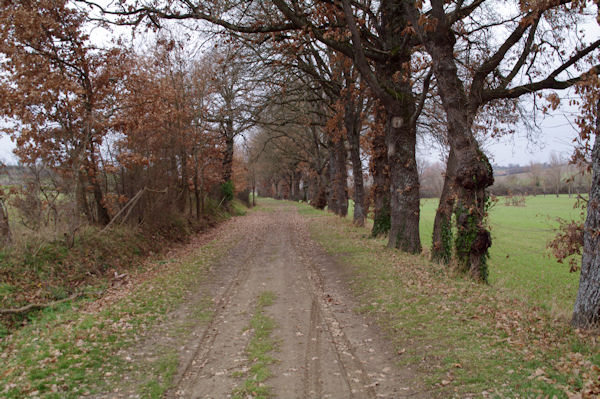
left=232, top=291, right=278, bottom=399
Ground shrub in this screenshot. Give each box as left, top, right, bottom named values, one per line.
left=221, top=180, right=234, bottom=203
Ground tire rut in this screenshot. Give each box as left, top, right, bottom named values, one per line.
left=302, top=298, right=323, bottom=398
left=298, top=226, right=377, bottom=399
left=167, top=216, right=272, bottom=398
left=167, top=242, right=254, bottom=397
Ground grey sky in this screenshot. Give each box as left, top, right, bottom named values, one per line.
left=0, top=1, right=595, bottom=167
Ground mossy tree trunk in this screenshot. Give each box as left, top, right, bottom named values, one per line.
left=431, top=148, right=457, bottom=264
left=369, top=108, right=390, bottom=237
left=340, top=0, right=420, bottom=252
left=422, top=17, right=493, bottom=281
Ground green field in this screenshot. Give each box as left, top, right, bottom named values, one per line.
left=346, top=195, right=584, bottom=316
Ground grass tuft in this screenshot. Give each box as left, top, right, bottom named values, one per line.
left=232, top=291, right=278, bottom=399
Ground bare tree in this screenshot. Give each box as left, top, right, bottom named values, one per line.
left=548, top=153, right=564, bottom=197
left=529, top=162, right=544, bottom=196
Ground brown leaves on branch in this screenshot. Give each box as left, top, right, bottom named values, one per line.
left=548, top=217, right=584, bottom=272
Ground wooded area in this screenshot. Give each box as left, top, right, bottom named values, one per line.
left=1, top=0, right=600, bottom=331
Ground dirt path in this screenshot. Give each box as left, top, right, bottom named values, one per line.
left=123, top=203, right=423, bottom=398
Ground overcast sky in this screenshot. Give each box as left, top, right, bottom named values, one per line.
left=0, top=3, right=594, bottom=167
left=0, top=111, right=580, bottom=167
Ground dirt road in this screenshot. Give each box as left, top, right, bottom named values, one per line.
left=122, top=203, right=423, bottom=398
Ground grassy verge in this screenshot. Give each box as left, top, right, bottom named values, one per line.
left=0, top=214, right=244, bottom=398
left=0, top=225, right=155, bottom=334
left=296, top=200, right=600, bottom=398
left=0, top=199, right=248, bottom=335
left=232, top=291, right=278, bottom=399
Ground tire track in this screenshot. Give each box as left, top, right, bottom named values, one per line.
left=287, top=212, right=377, bottom=399
left=303, top=297, right=323, bottom=398
left=167, top=227, right=268, bottom=398
left=303, top=257, right=377, bottom=399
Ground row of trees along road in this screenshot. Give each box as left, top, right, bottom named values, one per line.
left=3, top=0, right=600, bottom=328
left=0, top=2, right=257, bottom=251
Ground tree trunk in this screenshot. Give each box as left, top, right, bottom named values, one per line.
left=425, top=26, right=493, bottom=281
left=222, top=120, right=234, bottom=183
left=87, top=147, right=110, bottom=225
left=91, top=177, right=110, bottom=226
left=334, top=136, right=348, bottom=217
left=327, top=139, right=348, bottom=215
left=292, top=171, right=302, bottom=201
left=347, top=105, right=366, bottom=226
left=312, top=174, right=328, bottom=210
left=374, top=8, right=421, bottom=251
left=194, top=162, right=201, bottom=219
left=77, top=170, right=92, bottom=223
left=0, top=198, right=11, bottom=244
left=431, top=148, right=457, bottom=263
left=385, top=102, right=421, bottom=253
left=369, top=107, right=390, bottom=237
left=327, top=143, right=337, bottom=213
left=572, top=101, right=600, bottom=328
left=179, top=151, right=189, bottom=213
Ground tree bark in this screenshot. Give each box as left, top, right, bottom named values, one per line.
left=327, top=137, right=348, bottom=216
left=0, top=198, right=11, bottom=244
left=327, top=142, right=338, bottom=213
left=376, top=3, right=421, bottom=252
left=91, top=177, right=110, bottom=226
left=292, top=170, right=302, bottom=201
left=572, top=101, right=600, bottom=328
left=222, top=119, right=235, bottom=183
left=369, top=107, right=390, bottom=237
left=334, top=136, right=348, bottom=217
left=252, top=176, right=256, bottom=206
left=385, top=101, right=421, bottom=253
left=431, top=148, right=457, bottom=263
left=178, top=150, right=189, bottom=213
left=194, top=157, right=201, bottom=219
left=77, top=170, right=92, bottom=223
left=311, top=173, right=328, bottom=210
left=347, top=103, right=366, bottom=226
left=342, top=0, right=420, bottom=251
